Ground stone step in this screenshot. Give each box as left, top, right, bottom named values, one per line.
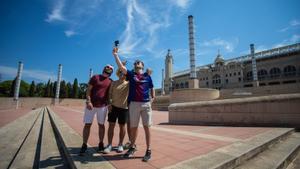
left=39, top=108, right=65, bottom=168
left=47, top=107, right=116, bottom=169
left=286, top=145, right=300, bottom=169
left=0, top=108, right=42, bottom=169
left=164, top=128, right=294, bottom=169
left=9, top=108, right=45, bottom=169
left=234, top=132, right=300, bottom=169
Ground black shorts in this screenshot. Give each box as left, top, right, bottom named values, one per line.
left=108, top=106, right=129, bottom=125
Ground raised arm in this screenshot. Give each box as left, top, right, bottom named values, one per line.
left=112, top=48, right=127, bottom=75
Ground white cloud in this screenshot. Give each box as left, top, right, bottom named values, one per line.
left=200, top=38, right=239, bottom=53
left=239, top=45, right=268, bottom=55
left=45, top=0, right=65, bottom=23
left=290, top=34, right=300, bottom=42
left=118, top=0, right=191, bottom=59
left=119, top=0, right=170, bottom=58
left=64, top=30, right=76, bottom=37
left=171, top=0, right=190, bottom=9
left=45, top=0, right=104, bottom=37
left=239, top=35, right=300, bottom=55
left=0, top=65, right=57, bottom=82
left=278, top=19, right=300, bottom=32
left=290, top=19, right=300, bottom=26
left=273, top=34, right=300, bottom=48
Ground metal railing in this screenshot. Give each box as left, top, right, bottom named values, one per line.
left=172, top=43, right=300, bottom=78
left=243, top=73, right=300, bottom=82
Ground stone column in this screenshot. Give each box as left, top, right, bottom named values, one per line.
left=161, top=69, right=165, bottom=95
left=14, top=61, right=23, bottom=109
left=188, top=15, right=199, bottom=88
left=55, top=64, right=62, bottom=105
left=89, top=68, right=93, bottom=79
left=250, top=44, right=259, bottom=87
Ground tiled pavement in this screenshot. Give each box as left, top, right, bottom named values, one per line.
left=49, top=106, right=272, bottom=169
left=0, top=108, right=32, bottom=128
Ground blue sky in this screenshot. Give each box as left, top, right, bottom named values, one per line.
left=0, top=0, right=300, bottom=88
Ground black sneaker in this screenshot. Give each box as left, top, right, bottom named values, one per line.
left=98, top=142, right=104, bottom=152
left=79, top=143, right=87, bottom=156
left=124, top=142, right=131, bottom=150
left=123, top=146, right=137, bottom=158
left=142, top=149, right=151, bottom=162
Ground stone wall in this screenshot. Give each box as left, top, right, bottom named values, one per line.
left=220, top=83, right=300, bottom=99
left=0, top=97, right=85, bottom=110
left=170, top=88, right=220, bottom=103
left=169, top=93, right=300, bottom=128
left=152, top=95, right=170, bottom=111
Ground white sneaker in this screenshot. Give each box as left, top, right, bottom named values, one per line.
left=117, top=145, right=124, bottom=153
left=103, top=144, right=112, bottom=154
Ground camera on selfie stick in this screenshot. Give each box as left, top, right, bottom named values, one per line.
left=114, top=40, right=119, bottom=53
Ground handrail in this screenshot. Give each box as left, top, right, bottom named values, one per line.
left=172, top=43, right=300, bottom=77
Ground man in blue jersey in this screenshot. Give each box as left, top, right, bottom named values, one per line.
left=112, top=48, right=155, bottom=162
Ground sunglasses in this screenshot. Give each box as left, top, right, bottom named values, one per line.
left=104, top=66, right=113, bottom=74
left=105, top=66, right=113, bottom=70
left=134, top=61, right=144, bottom=66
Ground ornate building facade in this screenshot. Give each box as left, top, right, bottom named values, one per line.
left=163, top=43, right=300, bottom=94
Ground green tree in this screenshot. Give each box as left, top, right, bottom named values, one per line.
left=72, top=78, right=79, bottom=98
left=66, top=82, right=72, bottom=98
left=19, top=80, right=30, bottom=97
left=49, top=82, right=54, bottom=97
left=9, top=77, right=16, bottom=97
left=36, top=83, right=45, bottom=97
left=1, top=79, right=29, bottom=97
left=29, top=81, right=36, bottom=97
left=60, top=81, right=67, bottom=98
left=44, top=79, right=51, bottom=97
left=52, top=81, right=57, bottom=97
left=0, top=80, right=13, bottom=97
left=79, top=83, right=88, bottom=99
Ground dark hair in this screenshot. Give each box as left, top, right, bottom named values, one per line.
left=134, top=60, right=144, bottom=67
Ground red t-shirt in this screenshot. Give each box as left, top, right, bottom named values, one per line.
left=89, top=74, right=112, bottom=107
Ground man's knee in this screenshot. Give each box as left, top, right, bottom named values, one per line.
left=143, top=125, right=151, bottom=129
left=98, top=123, right=105, bottom=128
left=84, top=123, right=92, bottom=128
left=119, top=124, right=125, bottom=129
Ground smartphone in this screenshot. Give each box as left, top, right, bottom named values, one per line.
left=114, top=40, right=119, bottom=47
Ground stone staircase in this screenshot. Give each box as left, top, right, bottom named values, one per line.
left=165, top=128, right=300, bottom=169
left=0, top=107, right=114, bottom=169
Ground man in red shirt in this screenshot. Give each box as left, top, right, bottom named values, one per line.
left=79, top=64, right=113, bottom=155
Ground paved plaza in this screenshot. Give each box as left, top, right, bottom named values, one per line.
left=1, top=105, right=299, bottom=169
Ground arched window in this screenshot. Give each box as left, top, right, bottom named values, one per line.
left=185, top=82, right=189, bottom=88
left=180, top=83, right=184, bottom=88
left=258, top=69, right=268, bottom=80
left=270, top=67, right=281, bottom=78
left=246, top=71, right=252, bottom=81
left=212, top=74, right=221, bottom=84
left=284, top=65, right=296, bottom=77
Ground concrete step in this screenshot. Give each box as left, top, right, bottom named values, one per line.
left=39, top=108, right=65, bottom=168
left=0, top=107, right=42, bottom=169
left=9, top=108, right=45, bottom=169
left=234, top=132, right=300, bottom=169
left=286, top=144, right=300, bottom=169
left=47, top=107, right=116, bottom=169
left=164, top=128, right=294, bottom=169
